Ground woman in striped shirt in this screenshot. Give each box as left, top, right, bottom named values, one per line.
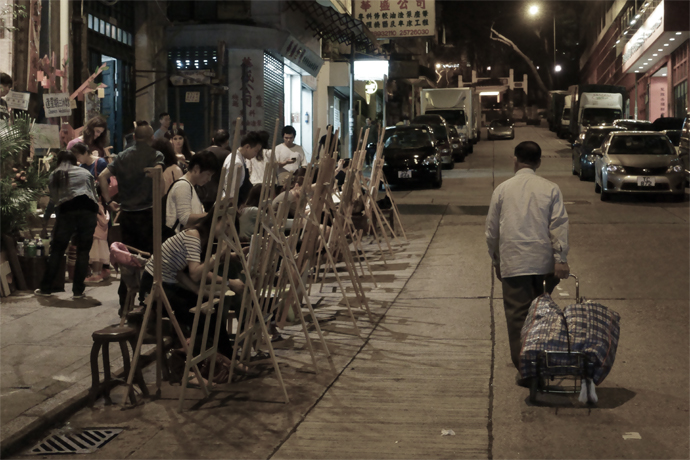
left=140, top=208, right=244, bottom=361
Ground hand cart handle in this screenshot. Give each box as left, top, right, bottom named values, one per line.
left=543, top=273, right=581, bottom=303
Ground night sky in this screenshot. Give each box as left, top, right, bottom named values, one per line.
left=436, top=1, right=588, bottom=99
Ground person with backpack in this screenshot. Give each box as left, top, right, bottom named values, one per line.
left=165, top=151, right=219, bottom=235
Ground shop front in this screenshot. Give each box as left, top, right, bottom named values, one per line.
left=619, top=0, right=689, bottom=119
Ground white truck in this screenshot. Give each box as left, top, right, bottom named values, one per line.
left=558, top=95, right=572, bottom=139
left=568, top=85, right=626, bottom=142
left=421, top=88, right=477, bottom=152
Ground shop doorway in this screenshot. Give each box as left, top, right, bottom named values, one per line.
left=301, top=87, right=313, bottom=162
left=100, top=55, right=122, bottom=152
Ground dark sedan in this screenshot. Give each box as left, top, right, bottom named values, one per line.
left=379, top=125, right=443, bottom=188
left=411, top=114, right=454, bottom=169
left=572, top=126, right=625, bottom=180
left=448, top=126, right=467, bottom=162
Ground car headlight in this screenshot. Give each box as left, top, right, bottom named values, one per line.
left=585, top=154, right=597, bottom=162
left=452, top=143, right=459, bottom=148
left=459, top=134, right=467, bottom=141
left=421, top=157, right=435, bottom=166
left=441, top=148, right=450, bottom=154
left=666, top=165, right=683, bottom=173
left=579, top=133, right=586, bottom=142
left=606, top=165, right=626, bottom=173
left=489, top=127, right=494, bottom=130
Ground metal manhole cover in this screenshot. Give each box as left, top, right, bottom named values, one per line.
left=27, top=428, right=123, bottom=455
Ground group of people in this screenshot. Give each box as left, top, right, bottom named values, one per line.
left=34, top=115, right=324, bottom=359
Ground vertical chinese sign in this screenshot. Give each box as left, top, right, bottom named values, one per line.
left=228, top=50, right=265, bottom=139
left=354, top=0, right=435, bottom=38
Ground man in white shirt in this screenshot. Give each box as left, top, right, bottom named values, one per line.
left=222, top=131, right=263, bottom=200
left=485, top=141, right=570, bottom=374
left=275, top=125, right=308, bottom=175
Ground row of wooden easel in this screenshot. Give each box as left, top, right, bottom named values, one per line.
left=121, top=118, right=407, bottom=411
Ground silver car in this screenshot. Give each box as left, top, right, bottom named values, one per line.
left=593, top=131, right=686, bottom=202
left=487, top=119, right=514, bottom=140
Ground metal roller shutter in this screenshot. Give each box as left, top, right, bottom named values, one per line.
left=263, top=52, right=284, bottom=146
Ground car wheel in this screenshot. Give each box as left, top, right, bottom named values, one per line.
left=458, top=153, right=466, bottom=163
left=600, top=190, right=610, bottom=201
left=572, top=157, right=578, bottom=175
left=672, top=193, right=685, bottom=203
left=579, top=171, right=587, bottom=181
left=594, top=180, right=601, bottom=193
left=432, top=167, right=442, bottom=188
left=469, top=144, right=474, bottom=153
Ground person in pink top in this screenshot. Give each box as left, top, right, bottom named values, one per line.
left=66, top=115, right=110, bottom=160
left=85, top=201, right=110, bottom=284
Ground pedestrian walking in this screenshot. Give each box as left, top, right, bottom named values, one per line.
left=485, top=141, right=570, bottom=378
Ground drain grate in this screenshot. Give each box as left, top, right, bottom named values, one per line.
left=28, top=428, right=123, bottom=455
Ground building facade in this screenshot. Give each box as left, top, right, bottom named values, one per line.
left=579, top=0, right=689, bottom=120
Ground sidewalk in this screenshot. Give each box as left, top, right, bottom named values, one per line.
left=0, top=279, right=159, bottom=456
left=1, top=212, right=440, bottom=458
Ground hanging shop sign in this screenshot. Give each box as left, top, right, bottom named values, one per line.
left=365, top=80, right=378, bottom=94
left=31, top=123, right=61, bottom=149
left=280, top=35, right=324, bottom=78
left=354, top=0, right=435, bottom=39
left=43, top=93, right=72, bottom=118
left=4, top=91, right=31, bottom=110
left=228, top=49, right=265, bottom=138
left=170, top=70, right=214, bottom=86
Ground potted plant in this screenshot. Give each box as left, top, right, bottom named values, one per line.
left=0, top=113, right=50, bottom=290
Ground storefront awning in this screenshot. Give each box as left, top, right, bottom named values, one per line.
left=288, top=1, right=379, bottom=54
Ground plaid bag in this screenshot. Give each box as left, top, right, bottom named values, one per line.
left=519, top=294, right=573, bottom=379
left=564, top=301, right=621, bottom=385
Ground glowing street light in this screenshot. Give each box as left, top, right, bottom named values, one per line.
left=554, top=65, right=562, bottom=72
left=528, top=4, right=539, bottom=16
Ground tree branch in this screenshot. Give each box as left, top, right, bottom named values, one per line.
left=490, top=27, right=550, bottom=95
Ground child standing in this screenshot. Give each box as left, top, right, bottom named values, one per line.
left=85, top=200, right=109, bottom=284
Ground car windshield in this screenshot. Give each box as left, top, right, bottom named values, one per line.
left=615, top=120, right=652, bottom=130
left=582, top=108, right=622, bottom=126
left=562, top=108, right=570, bottom=121
left=426, top=110, right=466, bottom=126
left=608, top=135, right=675, bottom=155
left=491, top=119, right=511, bottom=127
left=585, top=132, right=613, bottom=149
left=384, top=129, right=432, bottom=150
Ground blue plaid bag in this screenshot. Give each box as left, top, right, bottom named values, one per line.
left=564, top=301, right=621, bottom=385
left=519, top=294, right=573, bottom=379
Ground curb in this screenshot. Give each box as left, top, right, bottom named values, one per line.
left=0, top=348, right=158, bottom=458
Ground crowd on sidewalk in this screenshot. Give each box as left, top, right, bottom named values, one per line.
left=32, top=114, right=362, bottom=372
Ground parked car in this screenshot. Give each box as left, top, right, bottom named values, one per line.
left=593, top=131, right=685, bottom=201
left=411, top=114, right=454, bottom=169
left=679, top=113, right=689, bottom=176
left=572, top=126, right=625, bottom=181
left=448, top=126, right=467, bottom=162
left=379, top=125, right=443, bottom=188
left=487, top=119, right=514, bottom=140
left=651, top=117, right=684, bottom=132
left=662, top=129, right=682, bottom=154
left=612, top=119, right=653, bottom=131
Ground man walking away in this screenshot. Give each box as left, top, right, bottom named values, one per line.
left=485, top=141, right=570, bottom=381
left=99, top=125, right=165, bottom=307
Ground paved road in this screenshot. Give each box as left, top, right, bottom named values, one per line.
left=11, top=124, right=688, bottom=459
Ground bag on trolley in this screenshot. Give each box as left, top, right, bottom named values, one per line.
left=519, top=293, right=621, bottom=385
left=563, top=302, right=621, bottom=385
left=518, top=294, right=573, bottom=380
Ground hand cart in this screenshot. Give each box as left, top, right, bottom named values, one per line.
left=529, top=274, right=597, bottom=404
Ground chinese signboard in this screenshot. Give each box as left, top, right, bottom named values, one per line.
left=5, top=90, right=31, bottom=110
left=185, top=91, right=201, bottom=103
left=31, top=123, right=61, bottom=149
left=228, top=50, right=265, bottom=139
left=354, top=0, right=435, bottom=39
left=280, top=35, right=324, bottom=77
left=43, top=93, right=72, bottom=118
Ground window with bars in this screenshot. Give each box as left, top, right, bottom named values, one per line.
left=674, top=81, right=688, bottom=117
left=87, top=14, right=133, bottom=46
left=168, top=48, right=218, bottom=70
left=263, top=52, right=284, bottom=146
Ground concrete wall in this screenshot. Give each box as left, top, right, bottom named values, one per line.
left=134, top=1, right=168, bottom=125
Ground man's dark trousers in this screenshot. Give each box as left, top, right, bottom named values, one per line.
left=502, top=274, right=560, bottom=369
left=118, top=209, right=154, bottom=307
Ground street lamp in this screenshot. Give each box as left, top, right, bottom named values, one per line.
left=527, top=2, right=557, bottom=87
left=554, top=65, right=562, bottom=72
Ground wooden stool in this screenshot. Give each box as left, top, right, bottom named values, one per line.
left=89, top=325, right=149, bottom=406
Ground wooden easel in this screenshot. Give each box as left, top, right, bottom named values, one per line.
left=123, top=168, right=205, bottom=405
